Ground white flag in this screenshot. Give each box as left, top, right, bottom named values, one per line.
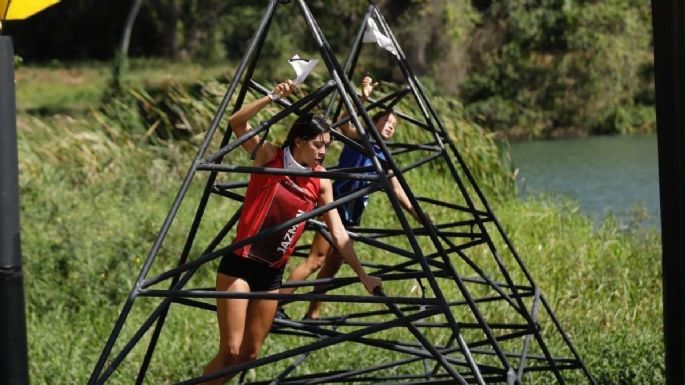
left=363, top=18, right=398, bottom=57
left=289, top=54, right=319, bottom=85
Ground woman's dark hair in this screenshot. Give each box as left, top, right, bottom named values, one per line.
left=372, top=109, right=396, bottom=123
left=283, top=113, right=331, bottom=149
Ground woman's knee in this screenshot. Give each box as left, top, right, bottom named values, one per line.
left=219, top=343, right=259, bottom=364
left=239, top=346, right=260, bottom=362
left=221, top=343, right=243, bottom=363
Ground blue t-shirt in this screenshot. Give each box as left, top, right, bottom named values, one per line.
left=332, top=143, right=386, bottom=226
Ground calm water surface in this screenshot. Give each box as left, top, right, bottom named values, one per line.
left=509, top=134, right=660, bottom=228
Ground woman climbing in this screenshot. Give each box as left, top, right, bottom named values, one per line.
left=281, top=76, right=421, bottom=320
left=202, top=79, right=382, bottom=385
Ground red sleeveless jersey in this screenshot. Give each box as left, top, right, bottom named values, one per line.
left=233, top=148, right=322, bottom=268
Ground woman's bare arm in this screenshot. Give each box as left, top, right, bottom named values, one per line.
left=318, top=178, right=381, bottom=294
left=228, top=80, right=295, bottom=165
left=389, top=176, right=422, bottom=221
left=337, top=76, right=375, bottom=140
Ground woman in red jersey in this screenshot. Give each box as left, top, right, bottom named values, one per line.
left=202, top=80, right=382, bottom=385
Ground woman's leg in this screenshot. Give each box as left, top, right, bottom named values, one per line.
left=237, top=291, right=279, bottom=363
left=281, top=232, right=332, bottom=295
left=304, top=248, right=344, bottom=319
left=202, top=273, right=250, bottom=385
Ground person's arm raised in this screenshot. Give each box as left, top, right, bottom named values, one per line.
left=318, top=178, right=381, bottom=294
left=338, top=76, right=376, bottom=140
left=228, top=80, right=295, bottom=165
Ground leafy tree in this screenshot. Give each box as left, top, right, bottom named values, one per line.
left=459, top=0, right=654, bottom=137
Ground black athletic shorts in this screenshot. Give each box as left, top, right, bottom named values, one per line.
left=217, top=252, right=285, bottom=291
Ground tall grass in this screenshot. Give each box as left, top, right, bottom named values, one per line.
left=17, top=79, right=662, bottom=384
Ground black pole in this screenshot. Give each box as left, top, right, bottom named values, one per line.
left=0, top=36, right=29, bottom=385
left=652, top=1, right=685, bottom=384
left=133, top=2, right=281, bottom=382
left=88, top=2, right=283, bottom=382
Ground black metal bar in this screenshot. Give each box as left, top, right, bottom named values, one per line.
left=370, top=9, right=515, bottom=380
left=0, top=35, right=29, bottom=385
left=346, top=227, right=480, bottom=239
left=652, top=2, right=685, bottom=385
left=171, top=297, right=215, bottom=311
left=415, top=197, right=491, bottom=217
left=395, top=150, right=444, bottom=175
left=283, top=319, right=531, bottom=330
left=94, top=246, right=211, bottom=385
left=346, top=229, right=435, bottom=261
left=272, top=317, right=504, bottom=374
left=213, top=181, right=248, bottom=190
left=268, top=310, right=467, bottom=385
left=87, top=2, right=282, bottom=383
left=370, top=238, right=484, bottom=277
left=324, top=5, right=372, bottom=121
left=376, top=289, right=475, bottom=385
left=536, top=293, right=597, bottom=384
left=299, top=353, right=442, bottom=385
left=373, top=8, right=543, bottom=382
left=247, top=79, right=305, bottom=116
left=176, top=306, right=444, bottom=385
left=346, top=219, right=485, bottom=235
left=330, top=86, right=412, bottom=127
left=204, top=80, right=337, bottom=163
left=197, top=163, right=381, bottom=181
left=365, top=94, right=434, bottom=132
left=211, top=187, right=245, bottom=202
left=516, top=288, right=541, bottom=381
left=280, top=270, right=442, bottom=291
left=440, top=235, right=523, bottom=313
left=385, top=142, right=442, bottom=151
left=378, top=9, right=582, bottom=379
left=284, top=291, right=535, bottom=325
left=469, top=347, right=573, bottom=364
left=140, top=289, right=440, bottom=305
left=135, top=17, right=273, bottom=372
left=296, top=4, right=482, bottom=383
left=142, top=183, right=378, bottom=288
left=306, top=292, right=529, bottom=327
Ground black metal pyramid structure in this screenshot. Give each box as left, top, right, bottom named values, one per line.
left=88, top=1, right=596, bottom=384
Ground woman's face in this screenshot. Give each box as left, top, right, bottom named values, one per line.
left=375, top=113, right=397, bottom=140
left=294, top=132, right=331, bottom=167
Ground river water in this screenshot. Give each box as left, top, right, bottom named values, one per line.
left=509, top=134, right=661, bottom=228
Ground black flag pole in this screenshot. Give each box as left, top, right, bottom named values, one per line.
left=0, top=34, right=29, bottom=385
left=652, top=1, right=685, bottom=384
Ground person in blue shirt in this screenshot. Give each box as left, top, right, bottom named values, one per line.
left=281, top=76, right=421, bottom=319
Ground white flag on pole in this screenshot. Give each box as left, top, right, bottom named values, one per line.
left=363, top=18, right=398, bottom=57
left=289, top=54, right=319, bottom=85
left=270, top=54, right=318, bottom=101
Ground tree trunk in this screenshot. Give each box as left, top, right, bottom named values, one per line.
left=120, top=0, right=143, bottom=57
left=112, top=0, right=143, bottom=92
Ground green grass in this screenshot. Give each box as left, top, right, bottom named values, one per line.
left=15, top=63, right=110, bottom=113
left=15, top=59, right=232, bottom=114
left=16, top=70, right=663, bottom=384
